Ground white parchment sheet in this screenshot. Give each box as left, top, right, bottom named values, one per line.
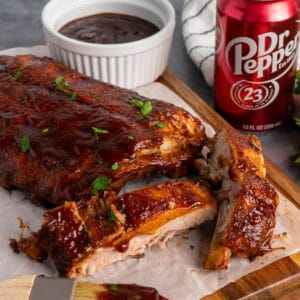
left=0, top=46, right=300, bottom=300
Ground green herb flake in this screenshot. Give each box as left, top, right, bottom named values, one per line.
left=294, top=117, right=300, bottom=127
left=54, top=76, right=69, bottom=94
left=127, top=135, right=135, bottom=140
left=54, top=76, right=76, bottom=101
left=294, top=155, right=300, bottom=164
left=282, top=231, right=288, bottom=236
left=108, top=210, right=117, bottom=224
left=54, top=76, right=63, bottom=87
left=21, top=135, right=30, bottom=153
left=108, top=209, right=117, bottom=231
left=111, top=163, right=119, bottom=171
left=42, top=128, right=49, bottom=133
left=12, top=70, right=23, bottom=81
left=92, top=127, right=109, bottom=135
left=155, top=121, right=168, bottom=128
left=91, top=176, right=111, bottom=195
left=95, top=96, right=101, bottom=102
left=92, top=126, right=109, bottom=140
left=109, top=284, right=118, bottom=294
left=131, top=99, right=144, bottom=108
left=132, top=99, right=152, bottom=116
left=295, top=70, right=300, bottom=94
left=70, top=92, right=77, bottom=102
left=141, top=101, right=152, bottom=116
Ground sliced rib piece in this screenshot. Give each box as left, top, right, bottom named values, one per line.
left=0, top=55, right=206, bottom=205
left=21, top=180, right=217, bottom=277
left=195, top=128, right=266, bottom=194
left=195, top=128, right=278, bottom=269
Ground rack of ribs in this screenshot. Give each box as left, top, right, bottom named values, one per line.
left=195, top=128, right=278, bottom=269
left=19, top=180, right=217, bottom=277
left=0, top=55, right=207, bottom=205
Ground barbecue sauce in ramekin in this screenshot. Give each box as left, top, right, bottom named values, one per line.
left=59, top=13, right=160, bottom=44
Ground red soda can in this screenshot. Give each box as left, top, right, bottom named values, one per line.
left=214, top=0, right=299, bottom=131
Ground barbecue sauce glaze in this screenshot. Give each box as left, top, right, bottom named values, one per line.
left=59, top=13, right=160, bottom=44
left=98, top=283, right=168, bottom=300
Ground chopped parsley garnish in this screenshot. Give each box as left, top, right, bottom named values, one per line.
left=42, top=128, right=49, bottom=133
left=109, top=284, right=118, bottom=294
left=132, top=99, right=144, bottom=108
left=21, top=135, right=30, bottom=152
left=111, top=163, right=119, bottom=171
left=92, top=127, right=109, bottom=135
left=91, top=176, right=111, bottom=195
left=92, top=127, right=109, bottom=140
left=95, top=96, right=101, bottom=102
left=12, top=70, right=23, bottom=81
left=294, top=117, right=300, bottom=127
left=108, top=210, right=117, bottom=231
left=282, top=231, right=288, bottom=236
left=54, top=76, right=69, bottom=94
left=132, top=99, right=152, bottom=116
left=70, top=92, right=77, bottom=102
left=128, top=135, right=135, bottom=140
left=54, top=76, right=77, bottom=101
left=295, top=155, right=300, bottom=164
left=155, top=121, right=168, bottom=128
left=108, top=210, right=117, bottom=224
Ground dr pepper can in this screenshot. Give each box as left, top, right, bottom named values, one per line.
left=214, top=0, right=299, bottom=131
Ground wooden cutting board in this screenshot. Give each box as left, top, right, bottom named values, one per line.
left=158, top=70, right=300, bottom=299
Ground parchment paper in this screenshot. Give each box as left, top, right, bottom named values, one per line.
left=0, top=46, right=300, bottom=300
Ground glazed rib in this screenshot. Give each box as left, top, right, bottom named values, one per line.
left=21, top=180, right=217, bottom=277
left=195, top=128, right=278, bottom=269
left=0, top=55, right=206, bottom=205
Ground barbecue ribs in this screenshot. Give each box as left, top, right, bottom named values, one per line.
left=20, top=180, right=217, bottom=277
left=195, top=128, right=278, bottom=269
left=0, top=55, right=206, bottom=205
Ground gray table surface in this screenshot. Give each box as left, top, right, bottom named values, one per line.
left=0, top=0, right=299, bottom=186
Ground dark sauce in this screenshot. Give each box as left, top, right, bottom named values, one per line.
left=98, top=284, right=168, bottom=300
left=59, top=13, right=160, bottom=44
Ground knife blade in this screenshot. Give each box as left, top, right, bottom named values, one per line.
left=29, top=276, right=75, bottom=300
left=0, top=275, right=168, bottom=300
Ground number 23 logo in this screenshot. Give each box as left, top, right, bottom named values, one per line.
left=244, top=87, right=264, bottom=103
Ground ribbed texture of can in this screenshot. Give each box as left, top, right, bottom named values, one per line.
left=47, top=38, right=172, bottom=89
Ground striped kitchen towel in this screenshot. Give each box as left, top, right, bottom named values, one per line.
left=182, top=0, right=300, bottom=88
left=182, top=0, right=216, bottom=87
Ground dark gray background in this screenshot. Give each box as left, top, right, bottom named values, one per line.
left=0, top=0, right=299, bottom=185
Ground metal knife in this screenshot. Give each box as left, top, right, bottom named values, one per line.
left=0, top=275, right=167, bottom=300
left=0, top=275, right=99, bottom=300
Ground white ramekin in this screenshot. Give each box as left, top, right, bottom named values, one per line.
left=41, top=0, right=175, bottom=88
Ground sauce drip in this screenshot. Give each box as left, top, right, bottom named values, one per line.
left=114, top=241, right=129, bottom=253
left=59, top=13, right=160, bottom=44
